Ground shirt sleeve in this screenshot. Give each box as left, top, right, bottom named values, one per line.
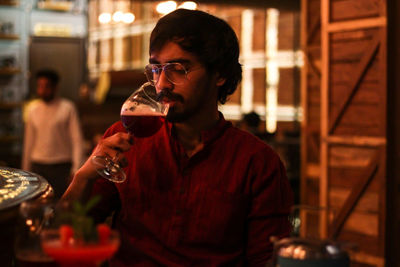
left=68, top=104, right=85, bottom=174
left=88, top=122, right=124, bottom=223
left=245, top=149, right=294, bottom=266
left=22, top=108, right=35, bottom=171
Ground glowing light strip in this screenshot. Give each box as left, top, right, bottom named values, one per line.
left=89, top=22, right=156, bottom=41
left=239, top=50, right=304, bottom=68
left=265, top=8, right=279, bottom=133
left=240, top=9, right=254, bottom=114
left=220, top=104, right=302, bottom=122
left=113, top=37, right=124, bottom=70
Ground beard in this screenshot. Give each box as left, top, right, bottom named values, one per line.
left=165, top=78, right=216, bottom=123
left=41, top=95, right=55, bottom=103
left=166, top=105, right=196, bottom=123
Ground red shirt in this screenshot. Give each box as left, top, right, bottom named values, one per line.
left=90, top=114, right=293, bottom=266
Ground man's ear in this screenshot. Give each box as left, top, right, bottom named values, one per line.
left=216, top=76, right=226, bottom=86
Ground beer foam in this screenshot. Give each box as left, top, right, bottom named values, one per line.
left=120, top=103, right=165, bottom=116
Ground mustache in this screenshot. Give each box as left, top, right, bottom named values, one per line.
left=156, top=90, right=184, bottom=103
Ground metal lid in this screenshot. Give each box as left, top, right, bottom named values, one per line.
left=275, top=237, right=349, bottom=260
left=0, top=167, right=51, bottom=210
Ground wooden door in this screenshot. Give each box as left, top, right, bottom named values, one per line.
left=29, top=37, right=86, bottom=102
left=302, top=0, right=387, bottom=266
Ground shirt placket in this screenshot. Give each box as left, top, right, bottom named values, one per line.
left=166, top=143, right=191, bottom=247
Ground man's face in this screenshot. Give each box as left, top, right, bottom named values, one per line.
left=37, top=77, right=56, bottom=102
left=149, top=41, right=220, bottom=123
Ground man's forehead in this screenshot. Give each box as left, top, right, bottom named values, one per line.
left=149, top=41, right=197, bottom=64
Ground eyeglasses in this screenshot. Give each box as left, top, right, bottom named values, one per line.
left=144, top=62, right=190, bottom=85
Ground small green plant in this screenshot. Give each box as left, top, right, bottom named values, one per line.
left=57, top=195, right=102, bottom=243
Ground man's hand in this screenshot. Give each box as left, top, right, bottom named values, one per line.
left=82, top=132, right=133, bottom=179
left=62, top=132, right=133, bottom=203
left=92, top=132, right=133, bottom=167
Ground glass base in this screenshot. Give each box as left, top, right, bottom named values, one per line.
left=91, top=156, right=126, bottom=183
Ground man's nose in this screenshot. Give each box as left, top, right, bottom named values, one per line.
left=155, top=69, right=173, bottom=93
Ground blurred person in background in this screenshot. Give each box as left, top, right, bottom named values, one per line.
left=237, top=111, right=262, bottom=136
left=238, top=111, right=276, bottom=146
left=22, top=69, right=84, bottom=198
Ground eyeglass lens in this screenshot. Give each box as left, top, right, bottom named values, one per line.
left=145, top=63, right=187, bottom=85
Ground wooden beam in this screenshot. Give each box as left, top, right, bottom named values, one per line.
left=307, top=17, right=321, bottom=44
left=329, top=34, right=380, bottom=134
left=300, top=0, right=309, bottom=206
left=304, top=51, right=321, bottom=78
left=320, top=0, right=330, bottom=238
left=325, top=136, right=386, bottom=147
left=327, top=17, right=387, bottom=33
left=306, top=163, right=320, bottom=179
left=308, top=130, right=320, bottom=158
left=329, top=149, right=381, bottom=240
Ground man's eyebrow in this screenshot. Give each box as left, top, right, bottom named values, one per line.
left=149, top=58, right=192, bottom=65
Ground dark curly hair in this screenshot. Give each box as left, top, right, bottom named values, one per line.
left=149, top=9, right=242, bottom=104
left=36, top=69, right=60, bottom=87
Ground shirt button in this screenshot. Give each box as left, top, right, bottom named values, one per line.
left=176, top=209, right=182, bottom=215
left=179, top=187, right=185, bottom=194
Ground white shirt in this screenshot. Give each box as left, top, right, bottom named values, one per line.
left=22, top=97, right=84, bottom=174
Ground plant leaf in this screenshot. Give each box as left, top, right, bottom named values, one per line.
left=83, top=195, right=101, bottom=213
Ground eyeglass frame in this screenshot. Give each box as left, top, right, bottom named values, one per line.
left=144, top=62, right=202, bottom=86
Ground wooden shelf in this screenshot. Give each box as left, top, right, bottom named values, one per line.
left=0, top=101, right=22, bottom=109
left=0, top=67, right=21, bottom=75
left=0, top=0, right=19, bottom=6
left=0, top=34, right=19, bottom=40
left=0, top=135, right=21, bottom=143
left=36, top=1, right=73, bottom=12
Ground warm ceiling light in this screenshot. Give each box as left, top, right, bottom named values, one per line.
left=122, top=12, right=135, bottom=24
left=178, top=1, right=197, bottom=10
left=98, top=12, right=111, bottom=24
left=112, top=11, right=124, bottom=23
left=156, top=1, right=177, bottom=15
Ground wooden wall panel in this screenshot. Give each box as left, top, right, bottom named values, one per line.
left=301, top=0, right=321, bottom=210
left=122, top=36, right=132, bottom=67
left=252, top=68, right=265, bottom=104
left=278, top=11, right=297, bottom=50
left=252, top=11, right=265, bottom=51
left=328, top=28, right=385, bottom=137
left=330, top=0, right=381, bottom=22
left=99, top=39, right=113, bottom=69
left=302, top=0, right=387, bottom=266
left=131, top=35, right=142, bottom=65
left=226, top=14, right=242, bottom=45
left=229, top=83, right=241, bottom=104
left=321, top=0, right=387, bottom=263
left=278, top=68, right=295, bottom=105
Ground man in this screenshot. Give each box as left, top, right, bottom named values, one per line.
left=23, top=69, right=84, bottom=198
left=63, top=9, right=293, bottom=266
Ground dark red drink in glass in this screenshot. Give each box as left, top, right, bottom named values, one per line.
left=121, top=112, right=165, bottom=138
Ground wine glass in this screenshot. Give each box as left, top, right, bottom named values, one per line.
left=40, top=227, right=120, bottom=267
left=38, top=197, right=120, bottom=267
left=91, top=82, right=169, bottom=183
left=14, top=198, right=57, bottom=267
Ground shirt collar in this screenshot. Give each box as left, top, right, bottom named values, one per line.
left=200, top=112, right=232, bottom=145
left=166, top=111, right=232, bottom=145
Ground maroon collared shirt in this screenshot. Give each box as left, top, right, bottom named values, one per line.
left=90, top=114, right=293, bottom=266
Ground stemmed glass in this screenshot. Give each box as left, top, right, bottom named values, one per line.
left=40, top=227, right=120, bottom=267
left=14, top=199, right=57, bottom=266
left=91, top=82, right=169, bottom=183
